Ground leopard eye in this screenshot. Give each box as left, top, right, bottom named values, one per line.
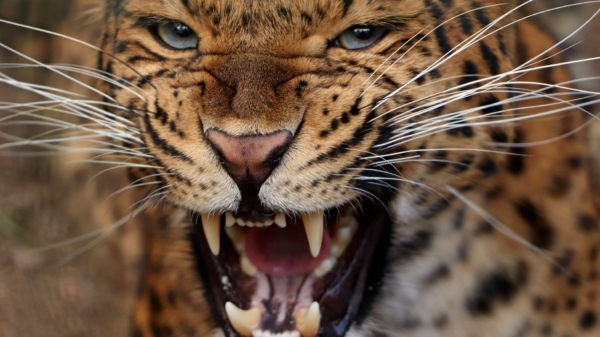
left=157, top=21, right=198, bottom=49
left=335, top=26, right=387, bottom=50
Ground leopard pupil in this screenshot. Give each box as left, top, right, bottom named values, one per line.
left=353, top=27, right=373, bottom=40
left=174, top=23, right=192, bottom=38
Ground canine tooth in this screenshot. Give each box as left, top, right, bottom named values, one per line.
left=225, top=302, right=262, bottom=337
left=226, top=212, right=236, bottom=227
left=224, top=225, right=246, bottom=254
left=201, top=213, right=221, bottom=255
left=241, top=256, right=257, bottom=276
left=295, top=302, right=321, bottom=337
left=301, top=211, right=324, bottom=258
left=274, top=213, right=287, bottom=228
left=314, top=257, right=336, bottom=277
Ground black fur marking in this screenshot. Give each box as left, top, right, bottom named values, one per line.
left=459, top=60, right=479, bottom=93
left=515, top=200, right=554, bottom=249
left=453, top=153, right=475, bottom=173
left=548, top=176, right=570, bottom=197
left=480, top=42, right=500, bottom=75
left=465, top=263, right=528, bottom=316
left=580, top=311, right=597, bottom=330
left=392, top=230, right=432, bottom=261
left=460, top=13, right=474, bottom=35
left=578, top=214, right=598, bottom=232
left=144, top=114, right=193, bottom=163
left=477, top=157, right=498, bottom=177
left=424, top=0, right=452, bottom=55
left=480, top=95, right=502, bottom=116
left=506, top=129, right=526, bottom=175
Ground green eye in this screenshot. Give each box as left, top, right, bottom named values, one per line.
left=157, top=21, right=198, bottom=49
left=335, top=26, right=387, bottom=50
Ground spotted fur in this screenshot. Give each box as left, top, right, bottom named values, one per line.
left=92, top=0, right=600, bottom=336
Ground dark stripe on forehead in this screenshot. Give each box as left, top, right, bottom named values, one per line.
left=343, top=0, right=354, bottom=15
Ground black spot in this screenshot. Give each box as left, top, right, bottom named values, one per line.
left=568, top=156, right=583, bottom=169
left=460, top=13, right=473, bottom=35
left=322, top=109, right=329, bottom=115
left=566, top=297, right=578, bottom=311
left=515, top=200, right=554, bottom=249
left=453, top=209, right=466, bottom=229
left=114, top=41, right=127, bottom=53
left=477, top=157, right=498, bottom=176
left=491, top=131, right=508, bottom=143
left=465, top=267, right=525, bottom=315
left=454, top=154, right=475, bottom=173
left=552, top=249, right=574, bottom=275
left=392, top=230, right=432, bottom=261
left=332, top=94, right=339, bottom=102
left=459, top=60, right=479, bottom=92
left=300, top=11, right=313, bottom=24
left=149, top=290, right=164, bottom=313
left=429, top=150, right=448, bottom=171
left=580, top=310, right=597, bottom=330
left=590, top=247, right=598, bottom=262
left=330, top=118, right=339, bottom=131
left=548, top=176, right=570, bottom=197
left=480, top=42, right=500, bottom=75
left=320, top=130, right=329, bottom=138
left=578, top=214, right=598, bottom=231
left=424, top=264, right=451, bottom=285
left=506, top=129, right=526, bottom=175
left=341, top=112, right=350, bottom=123
left=480, top=95, right=502, bottom=116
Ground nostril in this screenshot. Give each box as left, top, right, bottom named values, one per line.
left=205, top=129, right=293, bottom=188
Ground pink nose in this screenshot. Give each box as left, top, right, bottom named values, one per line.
left=206, top=129, right=292, bottom=189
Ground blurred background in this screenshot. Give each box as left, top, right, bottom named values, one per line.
left=0, top=0, right=599, bottom=336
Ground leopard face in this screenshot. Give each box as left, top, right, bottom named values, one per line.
left=97, top=0, right=600, bottom=336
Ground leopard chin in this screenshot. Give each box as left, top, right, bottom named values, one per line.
left=192, top=199, right=391, bottom=337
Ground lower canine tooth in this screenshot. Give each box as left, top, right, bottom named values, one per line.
left=301, top=211, right=324, bottom=258
left=274, top=213, right=287, bottom=228
left=201, top=213, right=221, bottom=255
left=295, top=302, right=321, bottom=337
left=241, top=256, right=257, bottom=276
left=225, top=302, right=262, bottom=337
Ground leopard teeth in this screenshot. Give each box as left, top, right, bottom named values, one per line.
left=295, top=302, right=321, bottom=337
left=225, top=302, right=262, bottom=337
left=226, top=212, right=236, bottom=227
left=201, top=213, right=221, bottom=256
left=274, top=213, right=287, bottom=228
left=301, top=211, right=324, bottom=258
left=314, top=215, right=358, bottom=276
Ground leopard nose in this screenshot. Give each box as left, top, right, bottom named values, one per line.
left=206, top=129, right=293, bottom=190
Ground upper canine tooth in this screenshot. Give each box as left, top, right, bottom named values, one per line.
left=225, top=212, right=236, bottom=227
left=301, top=211, right=324, bottom=258
left=295, top=301, right=321, bottom=337
left=225, top=302, right=262, bottom=336
left=274, top=213, right=287, bottom=228
left=201, top=213, right=221, bottom=256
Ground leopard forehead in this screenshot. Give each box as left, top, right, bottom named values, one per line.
left=101, top=0, right=517, bottom=215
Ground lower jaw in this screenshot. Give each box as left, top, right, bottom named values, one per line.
left=191, top=201, right=391, bottom=337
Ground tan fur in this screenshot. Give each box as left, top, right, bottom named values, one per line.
left=94, top=0, right=600, bottom=336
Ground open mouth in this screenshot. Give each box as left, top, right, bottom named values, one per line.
left=191, top=200, right=391, bottom=337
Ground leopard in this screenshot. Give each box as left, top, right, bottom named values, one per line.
left=4, top=0, right=600, bottom=336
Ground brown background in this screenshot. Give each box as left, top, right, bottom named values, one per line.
left=0, top=1, right=599, bottom=336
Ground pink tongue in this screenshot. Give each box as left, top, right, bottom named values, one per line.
left=245, top=219, right=331, bottom=277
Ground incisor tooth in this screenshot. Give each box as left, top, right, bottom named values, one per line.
left=274, top=213, right=287, bottom=228
left=226, top=212, right=236, bottom=227
left=225, top=302, right=262, bottom=337
left=295, top=302, right=321, bottom=337
left=201, top=213, right=221, bottom=255
left=301, top=211, right=324, bottom=258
